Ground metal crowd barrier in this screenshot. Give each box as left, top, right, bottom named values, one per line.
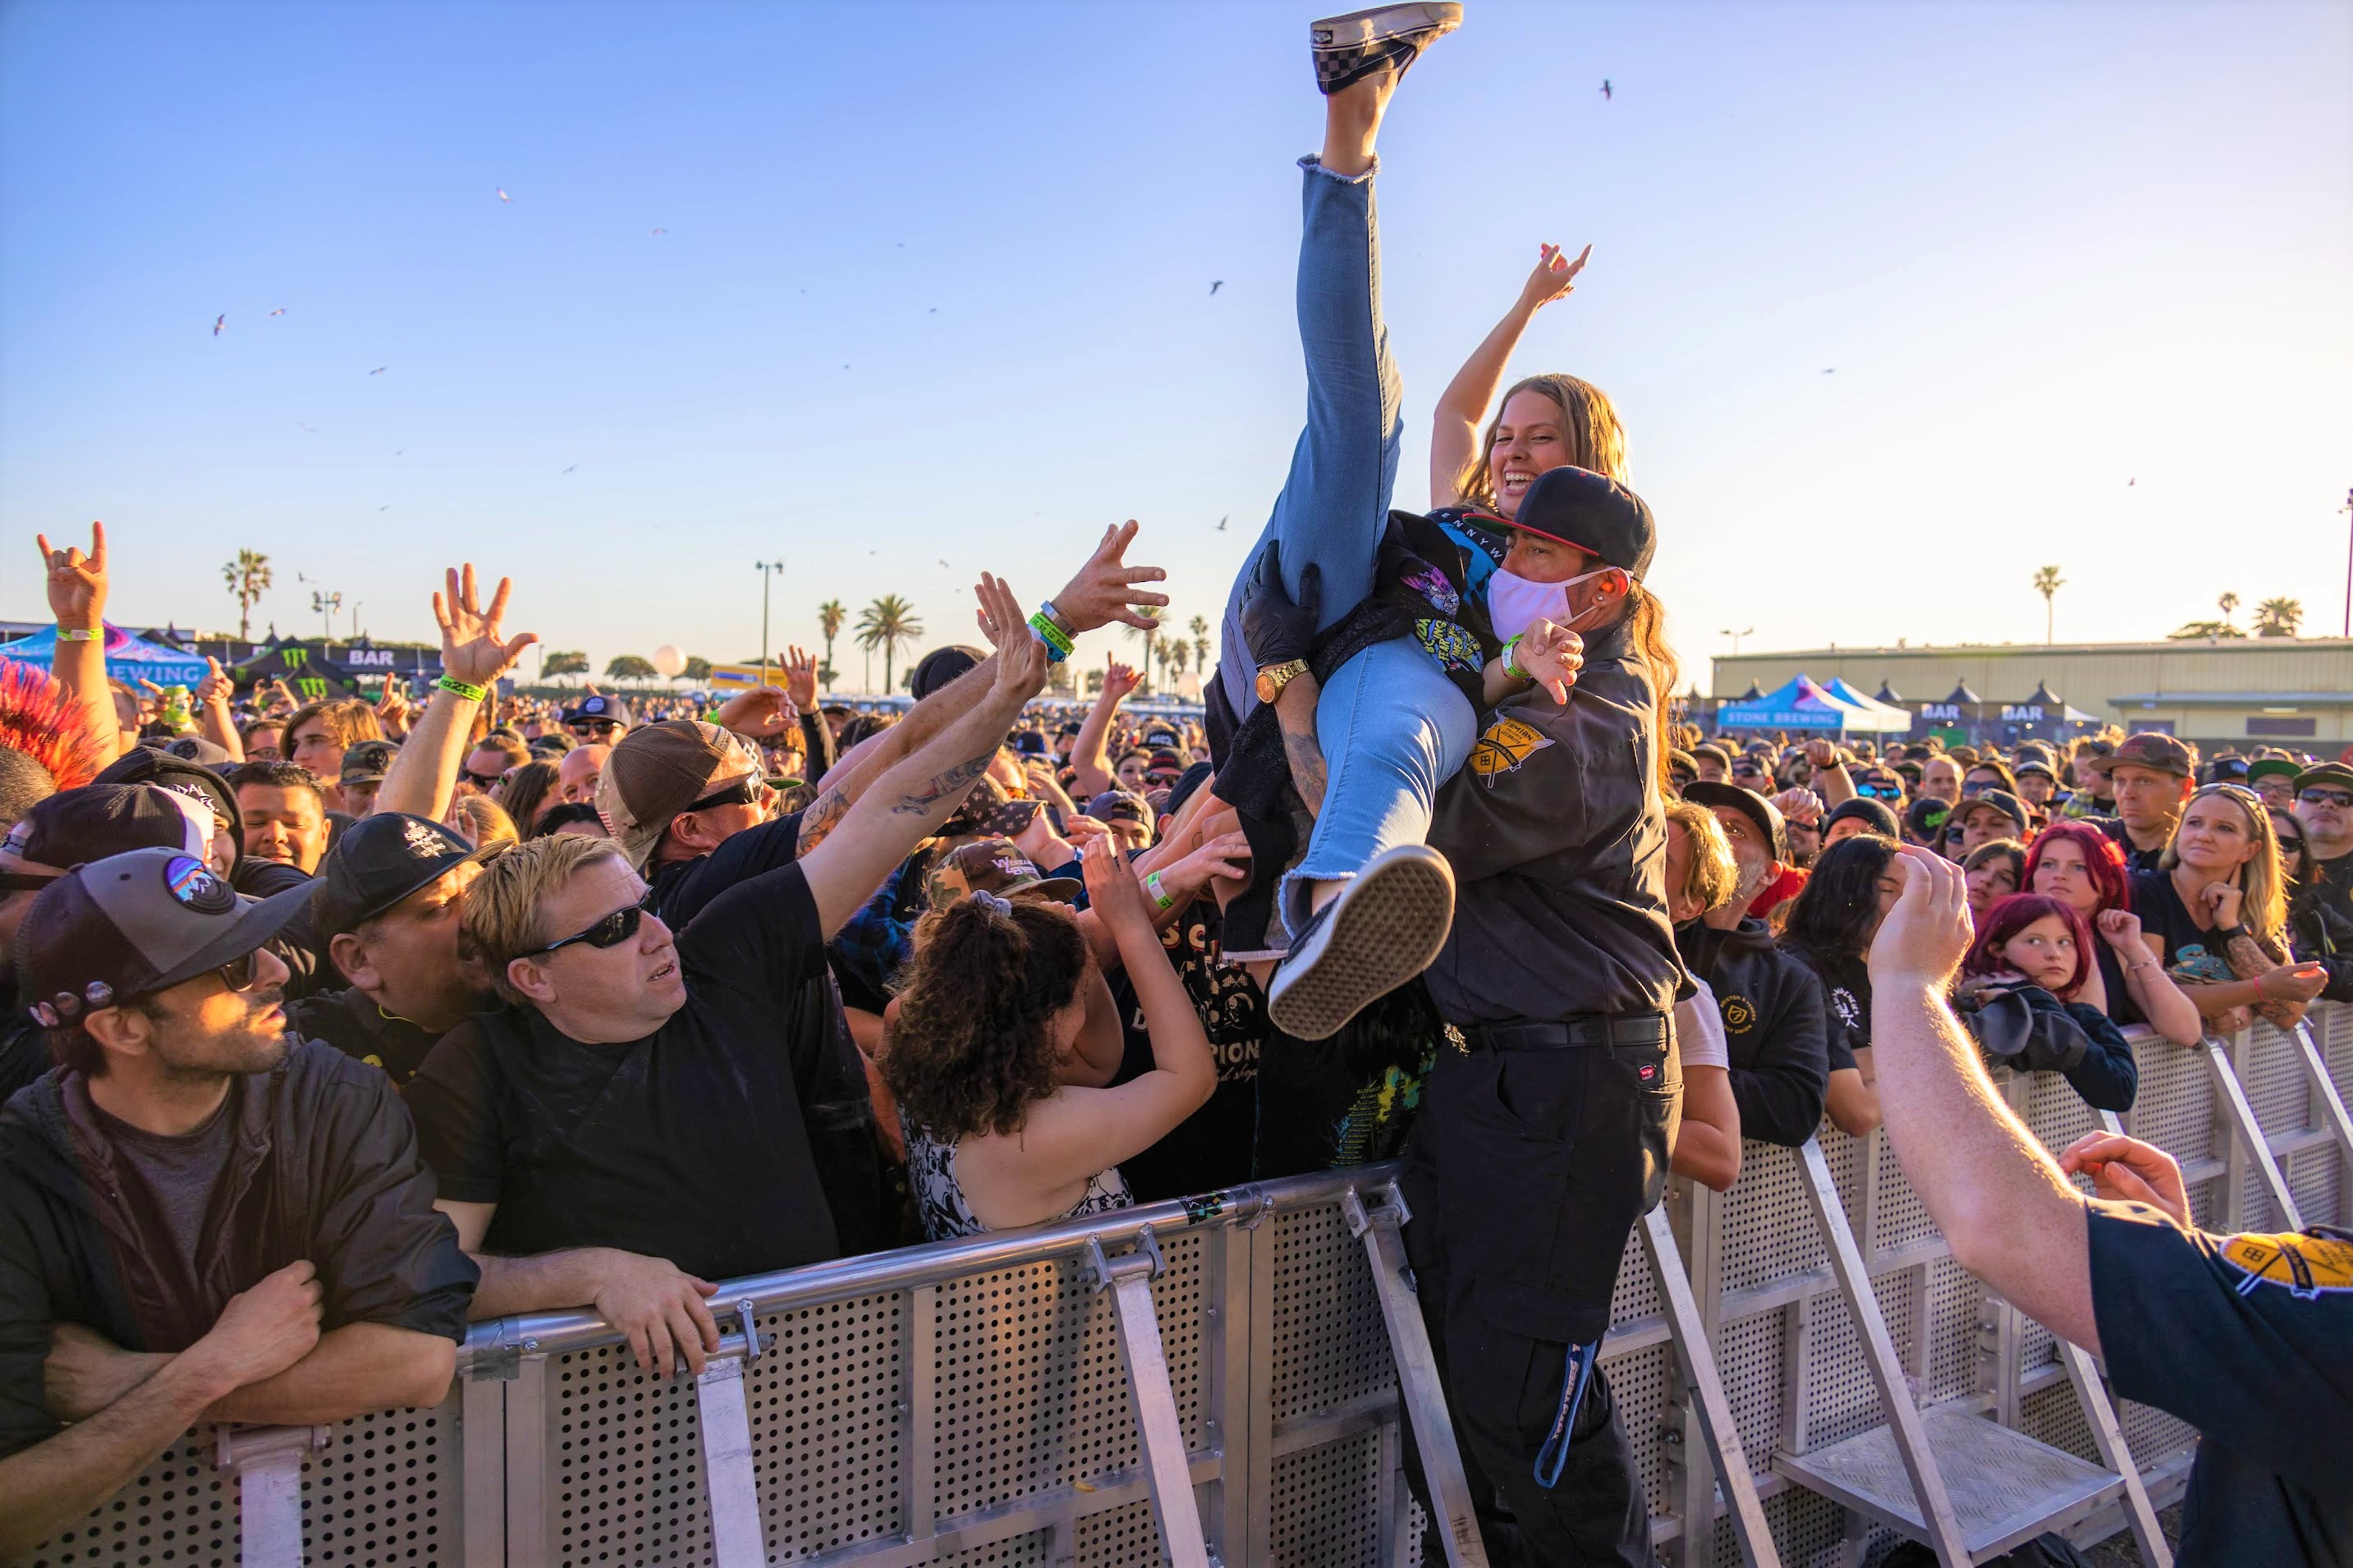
left=12, top=1002, right=2350, bottom=1568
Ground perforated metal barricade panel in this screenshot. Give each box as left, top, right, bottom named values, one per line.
left=11, top=1396, right=459, bottom=1568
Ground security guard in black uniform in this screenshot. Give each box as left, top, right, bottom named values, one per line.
left=1403, top=468, right=1682, bottom=1566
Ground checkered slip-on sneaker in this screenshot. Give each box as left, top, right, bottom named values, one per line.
left=1310, top=2, right=1464, bottom=96
left=1267, top=844, right=1456, bottom=1042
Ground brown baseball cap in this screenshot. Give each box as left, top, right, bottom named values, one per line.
left=2089, top=732, right=2195, bottom=780
left=923, top=837, right=1081, bottom=910
left=596, top=719, right=759, bottom=870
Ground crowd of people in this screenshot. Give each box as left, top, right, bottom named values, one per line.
left=0, top=5, right=2346, bottom=1563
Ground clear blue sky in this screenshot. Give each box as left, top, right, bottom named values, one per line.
left=5, top=1, right=2348, bottom=692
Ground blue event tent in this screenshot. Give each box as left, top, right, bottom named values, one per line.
left=0, top=623, right=212, bottom=687
left=1715, top=672, right=1911, bottom=733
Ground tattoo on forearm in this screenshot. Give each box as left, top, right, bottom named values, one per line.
left=796, top=786, right=851, bottom=854
left=1283, top=729, right=1328, bottom=817
left=891, top=754, right=993, bottom=816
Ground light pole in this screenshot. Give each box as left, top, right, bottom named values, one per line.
left=755, top=561, right=787, bottom=684
left=1719, top=626, right=1754, bottom=658
left=2339, top=488, right=2351, bottom=639
left=312, top=590, right=342, bottom=644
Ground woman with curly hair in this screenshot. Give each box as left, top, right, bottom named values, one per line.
left=2023, top=820, right=2201, bottom=1045
left=883, top=837, right=1214, bottom=1239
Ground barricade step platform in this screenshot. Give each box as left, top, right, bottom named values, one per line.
left=10, top=1004, right=2348, bottom=1568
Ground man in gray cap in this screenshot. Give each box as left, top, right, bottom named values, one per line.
left=0, top=847, right=475, bottom=1555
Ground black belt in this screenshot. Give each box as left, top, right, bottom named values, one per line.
left=1464, top=1012, right=1669, bottom=1052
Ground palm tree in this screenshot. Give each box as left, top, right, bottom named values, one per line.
left=681, top=656, right=714, bottom=682
left=856, top=595, right=924, bottom=694
left=816, top=599, right=846, bottom=693
left=2254, top=597, right=2304, bottom=638
left=222, top=549, right=273, bottom=641
left=2216, top=591, right=2241, bottom=630
left=1153, top=635, right=1173, bottom=693
left=1167, top=640, right=1190, bottom=683
left=1189, top=614, right=1211, bottom=672
left=2031, top=566, right=2063, bottom=644
left=541, top=649, right=589, bottom=683
left=1126, top=612, right=1161, bottom=693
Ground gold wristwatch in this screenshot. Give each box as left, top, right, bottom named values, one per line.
left=1255, top=659, right=1309, bottom=704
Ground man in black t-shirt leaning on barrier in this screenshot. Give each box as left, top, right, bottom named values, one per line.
left=1868, top=845, right=2349, bottom=1566
left=404, top=576, right=1052, bottom=1379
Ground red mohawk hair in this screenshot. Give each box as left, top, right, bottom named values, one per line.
left=0, top=657, right=107, bottom=805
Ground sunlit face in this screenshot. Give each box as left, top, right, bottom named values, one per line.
left=511, top=856, right=683, bottom=1038
left=1921, top=757, right=1961, bottom=805
left=1114, top=754, right=1149, bottom=791
left=1729, top=756, right=1770, bottom=795
left=1785, top=816, right=1821, bottom=868
left=2110, top=763, right=2190, bottom=835
left=1663, top=818, right=1703, bottom=924
left=244, top=724, right=285, bottom=763
left=1498, top=526, right=1595, bottom=586
left=1965, top=856, right=2018, bottom=919
left=2016, top=770, right=2055, bottom=806
left=237, top=782, right=328, bottom=873
left=461, top=748, right=512, bottom=798
left=2000, top=914, right=2079, bottom=993
left=2173, top=794, right=2259, bottom=878
left=1487, top=388, right=1572, bottom=520
left=346, top=864, right=488, bottom=1022
left=2029, top=837, right=2099, bottom=917
left=2252, top=773, right=2295, bottom=810
left=1695, top=754, right=1728, bottom=785
left=1956, top=803, right=2020, bottom=855
left=2296, top=782, right=2351, bottom=846
left=558, top=745, right=608, bottom=806
left=1824, top=814, right=1875, bottom=848
left=1707, top=803, right=1773, bottom=906
left=111, top=947, right=292, bottom=1079
left=288, top=719, right=342, bottom=781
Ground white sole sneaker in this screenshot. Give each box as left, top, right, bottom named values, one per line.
left=1268, top=844, right=1456, bottom=1042
left=1310, top=2, right=1463, bottom=94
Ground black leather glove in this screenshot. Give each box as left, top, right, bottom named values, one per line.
left=1238, top=542, right=1323, bottom=669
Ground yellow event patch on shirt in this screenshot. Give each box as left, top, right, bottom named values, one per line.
left=1469, top=716, right=1553, bottom=787
left=2221, top=1231, right=2353, bottom=1300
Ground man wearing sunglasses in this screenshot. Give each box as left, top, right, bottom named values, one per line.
left=2294, top=762, right=2353, bottom=928
left=559, top=693, right=628, bottom=744
left=405, top=576, right=1054, bottom=1379
left=0, top=848, right=475, bottom=1553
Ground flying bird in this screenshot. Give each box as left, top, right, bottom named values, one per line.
left=369, top=366, right=387, bottom=375
left=295, top=420, right=316, bottom=434
left=1216, top=515, right=1229, bottom=531
left=1822, top=368, right=1835, bottom=374
left=1209, top=280, right=1223, bottom=296
left=649, top=227, right=667, bottom=236
left=497, top=188, right=511, bottom=203
left=213, top=314, right=225, bottom=336
left=929, top=306, right=938, bottom=314
left=378, top=506, right=391, bottom=512
left=1601, top=80, right=1612, bottom=100
left=938, top=559, right=949, bottom=569
left=392, top=449, right=405, bottom=456
left=268, top=308, right=287, bottom=318
left=562, top=465, right=577, bottom=474
left=2127, top=478, right=2136, bottom=487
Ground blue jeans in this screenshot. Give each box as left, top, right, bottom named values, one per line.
left=1218, top=158, right=1477, bottom=938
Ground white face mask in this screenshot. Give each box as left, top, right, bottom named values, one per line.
left=1486, top=566, right=1612, bottom=645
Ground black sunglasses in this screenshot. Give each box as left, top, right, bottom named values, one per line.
left=686, top=777, right=770, bottom=814
left=217, top=947, right=264, bottom=993
left=534, top=890, right=657, bottom=956
left=569, top=720, right=622, bottom=736
left=461, top=768, right=506, bottom=791
left=2299, top=787, right=2353, bottom=809
left=2277, top=833, right=2307, bottom=854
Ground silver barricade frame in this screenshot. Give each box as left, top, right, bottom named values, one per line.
left=14, top=1004, right=2351, bottom=1568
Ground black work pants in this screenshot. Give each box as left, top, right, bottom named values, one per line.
left=1397, top=1029, right=1676, bottom=1566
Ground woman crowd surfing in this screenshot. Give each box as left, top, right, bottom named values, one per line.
left=1197, top=6, right=1686, bottom=1558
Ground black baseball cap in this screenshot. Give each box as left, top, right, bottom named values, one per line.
left=1508, top=466, right=1658, bottom=581
left=310, top=811, right=484, bottom=939
left=911, top=645, right=983, bottom=701
left=1956, top=789, right=2030, bottom=836
left=1822, top=796, right=1901, bottom=841
left=562, top=694, right=623, bottom=725
left=162, top=734, right=234, bottom=766
left=17, top=847, right=310, bottom=1024
left=2294, top=761, right=2353, bottom=793
left=1681, top=781, right=1787, bottom=864
left=1086, top=791, right=1152, bottom=828
left=2203, top=755, right=2251, bottom=786
left=94, top=747, right=237, bottom=836
left=3, top=784, right=215, bottom=876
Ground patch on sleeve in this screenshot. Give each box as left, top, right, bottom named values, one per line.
left=1469, top=715, right=1554, bottom=786
left=2221, top=1231, right=2353, bottom=1300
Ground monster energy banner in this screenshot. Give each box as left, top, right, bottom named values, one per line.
left=227, top=638, right=446, bottom=703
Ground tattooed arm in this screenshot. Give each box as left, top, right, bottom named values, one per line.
left=1274, top=674, right=1326, bottom=816
left=797, top=575, right=1051, bottom=937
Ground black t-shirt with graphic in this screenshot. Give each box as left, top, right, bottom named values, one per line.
left=2089, top=1206, right=2351, bottom=1565
left=2128, top=870, right=2237, bottom=987
left=1107, top=894, right=1264, bottom=1204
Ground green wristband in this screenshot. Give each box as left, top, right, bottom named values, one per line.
left=1502, top=634, right=1530, bottom=682
left=55, top=626, right=101, bottom=643
left=435, top=675, right=488, bottom=703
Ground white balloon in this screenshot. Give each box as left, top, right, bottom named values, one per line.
left=650, top=644, right=687, bottom=679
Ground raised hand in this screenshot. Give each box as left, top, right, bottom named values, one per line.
left=36, top=520, right=108, bottom=630
left=1516, top=241, right=1592, bottom=312
left=1102, top=660, right=1143, bottom=704
left=432, top=564, right=540, bottom=690
left=1869, top=845, right=1973, bottom=988
left=374, top=674, right=413, bottom=733
left=2199, top=880, right=2244, bottom=931
left=1051, top=520, right=1169, bottom=633
left=1513, top=618, right=1584, bottom=704
left=713, top=685, right=795, bottom=739
left=783, top=646, right=819, bottom=711
left=1080, top=830, right=1151, bottom=935
left=1805, top=738, right=1843, bottom=770
left=1771, top=786, right=1824, bottom=827
left=975, top=572, right=1048, bottom=702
